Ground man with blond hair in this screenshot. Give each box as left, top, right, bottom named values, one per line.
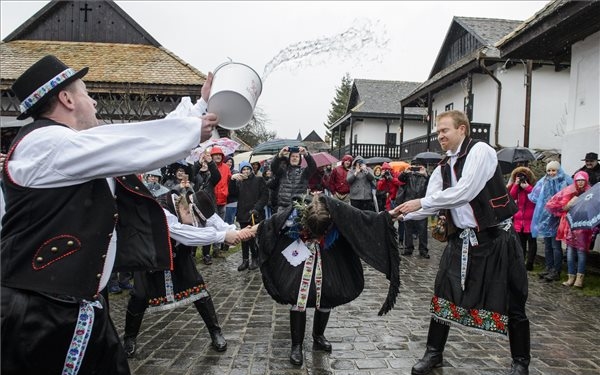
left=393, top=110, right=530, bottom=375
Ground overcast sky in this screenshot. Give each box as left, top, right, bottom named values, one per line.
left=1, top=1, right=549, bottom=140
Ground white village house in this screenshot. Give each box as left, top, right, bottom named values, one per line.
left=496, top=0, right=600, bottom=174
left=400, top=15, right=571, bottom=155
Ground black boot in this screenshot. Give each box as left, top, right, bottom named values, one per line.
left=289, top=310, right=306, bottom=366
left=248, top=246, right=259, bottom=270
left=237, top=259, right=249, bottom=271
left=411, top=318, right=450, bottom=375
left=123, top=309, right=145, bottom=358
left=195, top=296, right=227, bottom=352
left=312, top=309, right=332, bottom=352
left=508, top=319, right=530, bottom=375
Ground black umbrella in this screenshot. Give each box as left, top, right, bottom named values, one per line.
left=252, top=139, right=304, bottom=155
left=497, top=147, right=536, bottom=174
left=363, top=156, right=392, bottom=165
left=413, top=151, right=443, bottom=165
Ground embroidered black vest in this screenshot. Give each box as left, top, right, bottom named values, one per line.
left=1, top=119, right=172, bottom=300
left=439, top=137, right=517, bottom=231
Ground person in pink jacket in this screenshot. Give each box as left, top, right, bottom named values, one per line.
left=545, top=171, right=593, bottom=288
left=508, top=167, right=537, bottom=270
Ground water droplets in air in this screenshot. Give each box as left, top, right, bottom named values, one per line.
left=261, top=18, right=389, bottom=82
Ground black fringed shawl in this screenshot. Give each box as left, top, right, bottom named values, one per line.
left=257, top=196, right=400, bottom=315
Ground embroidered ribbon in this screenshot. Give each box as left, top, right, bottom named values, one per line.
left=499, top=218, right=512, bottom=231
left=459, top=228, right=478, bottom=291
left=164, top=270, right=175, bottom=303
left=295, top=241, right=322, bottom=311
left=62, top=299, right=103, bottom=375
left=20, top=68, right=76, bottom=113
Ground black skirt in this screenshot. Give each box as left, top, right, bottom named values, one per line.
left=430, top=227, right=528, bottom=335
left=134, top=246, right=209, bottom=313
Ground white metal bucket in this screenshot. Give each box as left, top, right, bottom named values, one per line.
left=207, top=62, right=262, bottom=130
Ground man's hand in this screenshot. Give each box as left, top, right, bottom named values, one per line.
left=200, top=113, right=218, bottom=142
left=398, top=198, right=422, bottom=214
left=224, top=230, right=240, bottom=246
left=201, top=72, right=213, bottom=103
left=388, top=206, right=404, bottom=221
left=238, top=226, right=257, bottom=241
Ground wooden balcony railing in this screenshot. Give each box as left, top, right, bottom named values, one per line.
left=330, top=123, right=490, bottom=161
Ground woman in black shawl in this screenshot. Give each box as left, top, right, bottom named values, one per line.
left=249, top=193, right=400, bottom=366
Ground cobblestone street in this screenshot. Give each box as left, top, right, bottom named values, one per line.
left=109, top=236, right=600, bottom=375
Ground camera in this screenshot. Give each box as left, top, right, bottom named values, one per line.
left=288, top=146, right=299, bottom=153
left=410, top=166, right=420, bottom=172
left=517, top=174, right=526, bottom=183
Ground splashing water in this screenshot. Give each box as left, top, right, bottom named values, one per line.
left=261, top=18, right=389, bottom=82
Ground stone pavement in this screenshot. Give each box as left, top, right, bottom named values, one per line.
left=109, top=236, right=600, bottom=375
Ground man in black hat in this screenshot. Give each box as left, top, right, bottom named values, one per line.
left=0, top=55, right=221, bottom=374
left=576, top=152, right=600, bottom=186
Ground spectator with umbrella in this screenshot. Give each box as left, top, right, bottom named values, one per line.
left=546, top=171, right=592, bottom=288
left=528, top=160, right=572, bottom=282
left=497, top=146, right=536, bottom=175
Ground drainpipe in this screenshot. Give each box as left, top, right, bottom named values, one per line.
left=479, top=59, right=502, bottom=148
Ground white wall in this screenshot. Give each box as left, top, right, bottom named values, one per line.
left=427, top=63, right=569, bottom=151
left=344, top=117, right=422, bottom=145
left=561, top=31, right=600, bottom=176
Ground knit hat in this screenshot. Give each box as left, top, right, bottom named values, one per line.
left=342, top=155, right=353, bottom=163
left=239, top=161, right=252, bottom=171
left=546, top=160, right=560, bottom=171
left=381, top=162, right=392, bottom=170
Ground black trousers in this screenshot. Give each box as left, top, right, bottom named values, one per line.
left=1, top=286, right=130, bottom=375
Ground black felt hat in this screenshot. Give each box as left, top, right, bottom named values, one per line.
left=11, top=55, right=89, bottom=120
left=582, top=152, right=599, bottom=161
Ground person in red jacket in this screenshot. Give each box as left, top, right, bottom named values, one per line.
left=210, top=146, right=232, bottom=257
left=376, top=162, right=401, bottom=211
left=508, top=166, right=537, bottom=270
left=329, top=154, right=352, bottom=202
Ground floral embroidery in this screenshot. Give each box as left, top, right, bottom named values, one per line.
left=148, top=284, right=207, bottom=307
left=430, top=295, right=508, bottom=335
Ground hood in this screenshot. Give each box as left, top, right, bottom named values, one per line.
left=509, top=166, right=536, bottom=185
left=342, top=154, right=353, bottom=163
left=351, top=155, right=365, bottom=167
left=210, top=146, right=224, bottom=156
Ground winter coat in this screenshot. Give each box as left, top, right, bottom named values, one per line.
left=508, top=167, right=536, bottom=233
left=347, top=156, right=375, bottom=201
left=329, top=155, right=353, bottom=196
left=230, top=173, right=268, bottom=224
left=271, top=153, right=317, bottom=210
left=376, top=171, right=401, bottom=210
left=213, top=162, right=232, bottom=206
left=529, top=168, right=572, bottom=238
left=192, top=160, right=221, bottom=209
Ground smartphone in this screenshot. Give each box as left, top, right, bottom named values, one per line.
left=288, top=146, right=300, bottom=153
left=410, top=166, right=420, bottom=172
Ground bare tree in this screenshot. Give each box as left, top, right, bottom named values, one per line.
left=234, top=107, right=277, bottom=147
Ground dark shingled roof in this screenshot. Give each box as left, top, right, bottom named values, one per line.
left=455, top=17, right=523, bottom=50
left=352, top=79, right=425, bottom=116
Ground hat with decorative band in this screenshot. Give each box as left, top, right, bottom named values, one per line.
left=11, top=55, right=89, bottom=120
